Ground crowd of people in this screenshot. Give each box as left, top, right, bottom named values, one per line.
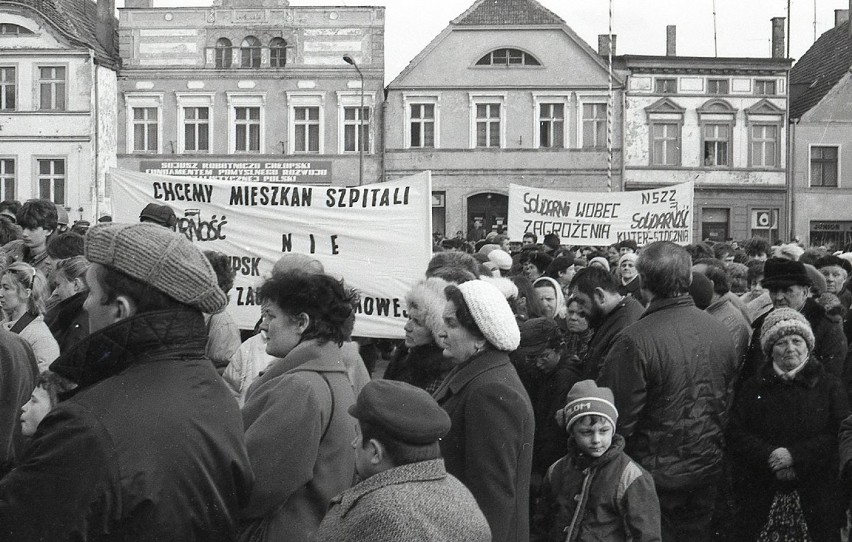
left=2, top=198, right=852, bottom=541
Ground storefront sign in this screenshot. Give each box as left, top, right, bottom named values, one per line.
left=109, top=169, right=433, bottom=338
left=508, top=182, right=694, bottom=246
left=140, top=160, right=332, bottom=184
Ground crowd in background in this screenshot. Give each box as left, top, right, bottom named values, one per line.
left=1, top=198, right=852, bottom=541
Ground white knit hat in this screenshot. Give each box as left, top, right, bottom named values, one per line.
left=488, top=249, right=513, bottom=271
left=457, top=280, right=520, bottom=351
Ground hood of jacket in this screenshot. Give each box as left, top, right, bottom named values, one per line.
left=50, top=308, right=208, bottom=389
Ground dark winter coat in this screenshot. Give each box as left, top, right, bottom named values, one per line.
left=599, top=295, right=738, bottom=490
left=384, top=342, right=454, bottom=395
left=575, top=296, right=644, bottom=382
left=617, top=276, right=645, bottom=306
left=727, top=359, right=849, bottom=541
left=532, top=434, right=661, bottom=542
left=44, top=291, right=89, bottom=354
left=0, top=309, right=254, bottom=541
left=743, top=298, right=847, bottom=385
left=531, top=360, right=576, bottom=478
left=433, top=348, right=535, bottom=542
left=0, top=328, right=37, bottom=477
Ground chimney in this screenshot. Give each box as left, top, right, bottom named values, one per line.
left=771, top=17, right=785, bottom=58
left=96, top=0, right=116, bottom=56
left=666, top=25, right=676, bottom=56
left=836, top=9, right=849, bottom=28
left=597, top=34, right=616, bottom=57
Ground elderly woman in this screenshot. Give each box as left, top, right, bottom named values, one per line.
left=727, top=308, right=849, bottom=541
left=433, top=280, right=534, bottom=542
left=384, top=277, right=454, bottom=394
left=617, top=252, right=645, bottom=306
left=239, top=271, right=357, bottom=542
left=533, top=276, right=567, bottom=322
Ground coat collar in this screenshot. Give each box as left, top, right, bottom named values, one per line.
left=432, top=348, right=508, bottom=401
left=330, top=459, right=447, bottom=517
left=49, top=309, right=207, bottom=389
left=252, top=339, right=347, bottom=388
left=758, top=357, right=823, bottom=388
left=640, top=295, right=694, bottom=319
left=569, top=433, right=627, bottom=470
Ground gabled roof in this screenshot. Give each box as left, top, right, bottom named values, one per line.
left=1, top=0, right=118, bottom=67
left=790, top=20, right=852, bottom=119
left=452, top=0, right=564, bottom=26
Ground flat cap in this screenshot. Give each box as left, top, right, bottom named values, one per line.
left=139, top=203, right=177, bottom=228
left=348, top=380, right=451, bottom=445
left=85, top=223, right=228, bottom=314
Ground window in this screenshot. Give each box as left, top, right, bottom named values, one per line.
left=235, top=107, right=260, bottom=152
left=755, top=80, right=777, bottom=96
left=432, top=192, right=446, bottom=237
left=701, top=208, right=729, bottom=242
left=655, top=78, right=677, bottom=94
left=476, top=103, right=501, bottom=148
left=538, top=103, right=564, bottom=148
left=410, top=103, right=435, bottom=148
left=131, top=107, right=158, bottom=153
left=475, top=48, right=540, bottom=66
left=707, top=79, right=729, bottom=95
left=582, top=103, right=607, bottom=149
left=270, top=38, right=286, bottom=68
left=183, top=107, right=209, bottom=153
left=0, top=24, right=32, bottom=35
left=0, top=67, right=14, bottom=110
left=343, top=107, right=370, bottom=152
left=38, top=66, right=65, bottom=110
left=753, top=209, right=779, bottom=242
left=37, top=159, right=65, bottom=204
left=0, top=159, right=14, bottom=200
left=811, top=146, right=839, bottom=187
left=651, top=123, right=680, bottom=165
left=294, top=106, right=320, bottom=153
left=703, top=124, right=730, bottom=166
left=751, top=124, right=778, bottom=167
left=240, top=36, right=261, bottom=68
left=215, top=38, right=232, bottom=69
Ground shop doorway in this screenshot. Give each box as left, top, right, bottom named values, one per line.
left=467, top=193, right=508, bottom=239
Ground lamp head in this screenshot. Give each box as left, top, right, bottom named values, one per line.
left=343, top=55, right=355, bottom=65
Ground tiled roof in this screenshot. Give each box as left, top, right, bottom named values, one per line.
left=2, top=0, right=118, bottom=67
left=790, top=20, right=852, bottom=119
left=452, top=0, right=564, bottom=26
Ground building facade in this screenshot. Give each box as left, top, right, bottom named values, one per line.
left=384, top=0, right=623, bottom=238
left=0, top=0, right=118, bottom=221
left=789, top=10, right=852, bottom=249
left=117, top=0, right=383, bottom=203
left=618, top=22, right=792, bottom=243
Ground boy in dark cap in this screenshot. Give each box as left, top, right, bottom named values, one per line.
left=533, top=380, right=660, bottom=542
left=316, top=380, right=491, bottom=542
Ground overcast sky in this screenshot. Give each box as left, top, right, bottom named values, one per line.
left=117, top=0, right=852, bottom=80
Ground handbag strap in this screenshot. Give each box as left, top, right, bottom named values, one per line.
left=10, top=312, right=36, bottom=334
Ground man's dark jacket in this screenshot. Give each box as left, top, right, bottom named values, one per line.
left=599, top=296, right=738, bottom=490
left=44, top=291, right=89, bottom=354
left=0, top=309, right=254, bottom=541
left=742, top=298, right=847, bottom=385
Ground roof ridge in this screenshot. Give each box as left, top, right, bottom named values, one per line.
left=452, top=0, right=565, bottom=26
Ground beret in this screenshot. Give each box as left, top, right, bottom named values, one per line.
left=458, top=279, right=520, bottom=351
left=488, top=249, right=513, bottom=271
left=85, top=222, right=227, bottom=314
left=516, top=317, right=562, bottom=357
left=349, top=380, right=450, bottom=444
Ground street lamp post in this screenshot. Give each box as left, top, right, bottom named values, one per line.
left=343, top=55, right=364, bottom=186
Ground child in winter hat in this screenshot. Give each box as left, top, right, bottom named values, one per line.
left=534, top=380, right=661, bottom=541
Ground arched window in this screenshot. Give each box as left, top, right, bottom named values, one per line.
left=215, top=38, right=232, bottom=69
left=475, top=48, right=540, bottom=67
left=269, top=37, right=287, bottom=68
left=241, top=36, right=261, bottom=68
left=0, top=24, right=33, bottom=35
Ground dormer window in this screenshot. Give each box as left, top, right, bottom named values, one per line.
left=0, top=24, right=33, bottom=35
left=475, top=48, right=540, bottom=66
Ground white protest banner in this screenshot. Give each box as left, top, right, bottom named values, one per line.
left=508, top=182, right=694, bottom=246
left=109, top=169, right=433, bottom=338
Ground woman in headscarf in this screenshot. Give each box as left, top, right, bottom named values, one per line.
left=433, top=279, right=534, bottom=542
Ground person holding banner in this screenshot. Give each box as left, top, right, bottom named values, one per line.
left=433, top=280, right=533, bottom=542
left=239, top=270, right=358, bottom=542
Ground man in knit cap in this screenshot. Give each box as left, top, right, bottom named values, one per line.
left=741, top=257, right=847, bottom=385
left=316, top=380, right=491, bottom=541
left=599, top=241, right=737, bottom=542
left=0, top=223, right=253, bottom=540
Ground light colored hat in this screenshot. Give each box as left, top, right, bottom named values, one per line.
left=85, top=223, right=227, bottom=314
left=589, top=256, right=610, bottom=272
left=405, top=277, right=449, bottom=343
left=618, top=252, right=638, bottom=266
left=488, top=249, right=513, bottom=271
left=760, top=307, right=815, bottom=356
left=457, top=280, right=520, bottom=351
